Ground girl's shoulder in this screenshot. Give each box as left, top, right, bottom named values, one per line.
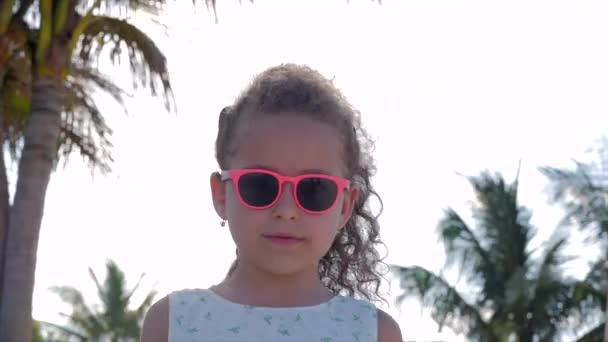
left=141, top=295, right=169, bottom=342
left=140, top=288, right=206, bottom=342
left=140, top=289, right=207, bottom=338
left=330, top=295, right=402, bottom=342
left=377, top=308, right=403, bottom=342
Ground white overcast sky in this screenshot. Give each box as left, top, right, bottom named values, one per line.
left=30, top=0, right=608, bottom=340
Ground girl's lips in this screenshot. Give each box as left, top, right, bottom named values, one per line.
left=263, top=233, right=305, bottom=245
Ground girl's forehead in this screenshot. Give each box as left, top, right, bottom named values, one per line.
left=230, top=114, right=347, bottom=176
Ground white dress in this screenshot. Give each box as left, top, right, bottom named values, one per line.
left=168, top=288, right=378, bottom=342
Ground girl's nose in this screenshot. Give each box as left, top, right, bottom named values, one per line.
left=271, top=183, right=300, bottom=221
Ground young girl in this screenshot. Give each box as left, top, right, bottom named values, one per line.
left=141, top=64, right=402, bottom=341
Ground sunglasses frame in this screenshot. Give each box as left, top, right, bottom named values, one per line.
left=220, top=169, right=351, bottom=214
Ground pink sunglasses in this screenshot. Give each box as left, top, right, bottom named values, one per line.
left=221, top=169, right=350, bottom=214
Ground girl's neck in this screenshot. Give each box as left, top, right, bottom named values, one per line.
left=212, top=261, right=334, bottom=308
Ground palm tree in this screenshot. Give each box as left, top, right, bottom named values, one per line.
left=539, top=140, right=608, bottom=341
left=392, top=171, right=591, bottom=341
left=539, top=140, right=608, bottom=248
left=45, top=259, right=156, bottom=341
left=32, top=319, right=44, bottom=342
left=0, top=0, right=175, bottom=340
left=571, top=257, right=607, bottom=341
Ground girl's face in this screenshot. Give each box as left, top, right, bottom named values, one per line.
left=211, top=114, right=359, bottom=276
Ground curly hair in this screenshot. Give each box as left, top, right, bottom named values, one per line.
left=214, top=64, right=386, bottom=303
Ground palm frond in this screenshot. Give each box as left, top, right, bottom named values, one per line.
left=535, top=238, right=575, bottom=284
left=48, top=286, right=90, bottom=313
left=102, top=0, right=166, bottom=15
left=37, top=320, right=88, bottom=341
left=574, top=258, right=608, bottom=312
left=124, top=272, right=145, bottom=303
left=529, top=277, right=579, bottom=337
left=126, top=289, right=157, bottom=338
left=468, top=172, right=534, bottom=273
left=531, top=239, right=576, bottom=316
left=60, top=85, right=112, bottom=170
left=1, top=19, right=32, bottom=159
left=391, top=265, right=497, bottom=341
left=71, top=62, right=131, bottom=106
left=203, top=0, right=217, bottom=23
left=1, top=72, right=29, bottom=160
left=502, top=266, right=529, bottom=311
left=565, top=259, right=607, bottom=339
left=73, top=0, right=166, bottom=16
left=59, top=64, right=128, bottom=174
left=573, top=322, right=605, bottom=342
left=2, top=18, right=127, bottom=175
left=134, top=289, right=157, bottom=318
left=437, top=208, right=497, bottom=304
left=87, top=267, right=106, bottom=308
left=103, top=260, right=129, bottom=329
left=32, top=319, right=44, bottom=342
left=15, top=0, right=35, bottom=19
left=49, top=285, right=105, bottom=336
left=50, top=260, right=158, bottom=340
left=527, top=241, right=603, bottom=339
left=77, top=15, right=174, bottom=110
left=64, top=311, right=106, bottom=339
left=0, top=14, right=30, bottom=63
left=584, top=257, right=608, bottom=299
left=442, top=172, right=536, bottom=309
left=539, top=163, right=608, bottom=245
left=462, top=171, right=538, bottom=321
left=0, top=42, right=119, bottom=175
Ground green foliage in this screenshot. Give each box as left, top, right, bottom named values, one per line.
left=47, top=260, right=156, bottom=341
left=0, top=0, right=176, bottom=174
left=539, top=143, right=608, bottom=341
left=78, top=15, right=172, bottom=110
left=392, top=171, right=600, bottom=341
left=32, top=320, right=44, bottom=342
left=539, top=141, right=608, bottom=248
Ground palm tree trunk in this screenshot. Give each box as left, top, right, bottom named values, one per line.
left=0, top=99, right=11, bottom=317
left=0, top=76, right=63, bottom=342
left=604, top=258, right=608, bottom=342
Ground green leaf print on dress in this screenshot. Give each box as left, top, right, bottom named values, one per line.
left=227, top=326, right=241, bottom=334
left=277, top=326, right=290, bottom=336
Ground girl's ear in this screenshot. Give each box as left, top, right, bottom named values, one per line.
left=338, top=185, right=359, bottom=229
left=210, top=172, right=228, bottom=221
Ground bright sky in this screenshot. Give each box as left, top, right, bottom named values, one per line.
left=30, top=0, right=608, bottom=340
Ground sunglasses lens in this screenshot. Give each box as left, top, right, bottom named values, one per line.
left=238, top=172, right=279, bottom=207
left=297, top=177, right=339, bottom=212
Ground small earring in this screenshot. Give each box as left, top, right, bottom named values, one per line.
left=220, top=220, right=226, bottom=227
